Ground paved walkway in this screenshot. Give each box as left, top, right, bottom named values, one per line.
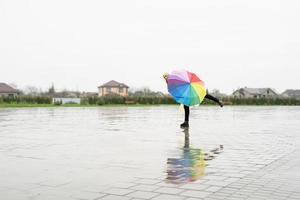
left=1, top=107, right=300, bottom=200
left=205, top=149, right=300, bottom=200
left=90, top=150, right=300, bottom=200
left=58, top=148, right=300, bottom=200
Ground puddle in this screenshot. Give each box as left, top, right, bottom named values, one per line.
left=166, top=128, right=224, bottom=184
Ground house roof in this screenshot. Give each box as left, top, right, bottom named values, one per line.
left=98, top=80, right=129, bottom=88
left=235, top=87, right=277, bottom=95
left=0, top=83, right=19, bottom=93
left=234, top=87, right=277, bottom=95
left=282, top=89, right=300, bottom=97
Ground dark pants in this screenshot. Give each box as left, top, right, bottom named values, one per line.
left=205, top=94, right=221, bottom=104
left=183, top=94, right=221, bottom=123
left=184, top=105, right=190, bottom=122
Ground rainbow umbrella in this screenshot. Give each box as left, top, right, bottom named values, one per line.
left=167, top=70, right=206, bottom=106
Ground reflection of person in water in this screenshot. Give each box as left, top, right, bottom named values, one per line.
left=166, top=128, right=206, bottom=184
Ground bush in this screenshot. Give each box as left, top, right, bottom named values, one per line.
left=79, top=95, right=176, bottom=105
left=97, top=98, right=105, bottom=105
left=53, top=100, right=62, bottom=105
left=1, top=95, right=300, bottom=106
left=220, top=97, right=300, bottom=106
left=0, top=96, right=52, bottom=104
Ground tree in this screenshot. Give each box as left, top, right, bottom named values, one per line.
left=23, top=86, right=40, bottom=96
left=48, top=83, right=55, bottom=95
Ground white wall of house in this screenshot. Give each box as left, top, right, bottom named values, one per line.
left=53, top=98, right=81, bottom=104
left=98, top=88, right=103, bottom=97
left=260, top=90, right=276, bottom=98
left=0, top=93, right=18, bottom=97
left=238, top=91, right=253, bottom=98
left=98, top=87, right=128, bottom=97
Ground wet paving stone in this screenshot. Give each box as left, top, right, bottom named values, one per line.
left=152, top=194, right=186, bottom=200
left=103, top=188, right=134, bottom=196
left=154, top=187, right=184, bottom=194
left=180, top=190, right=212, bottom=198
left=126, top=191, right=159, bottom=199
left=130, top=184, right=160, bottom=192
left=100, top=195, right=131, bottom=200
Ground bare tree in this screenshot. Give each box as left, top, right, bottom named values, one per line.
left=23, top=86, right=40, bottom=96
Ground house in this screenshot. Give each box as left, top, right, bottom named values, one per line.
left=282, top=90, right=300, bottom=99
left=232, top=87, right=278, bottom=98
left=98, top=80, right=129, bottom=97
left=0, top=83, right=19, bottom=97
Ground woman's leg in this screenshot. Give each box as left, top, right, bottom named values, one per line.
left=184, top=105, right=190, bottom=123
left=205, top=94, right=223, bottom=107
left=181, top=105, right=190, bottom=128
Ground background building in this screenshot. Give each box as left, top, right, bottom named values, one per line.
left=0, top=83, right=19, bottom=97
left=98, top=80, right=129, bottom=97
left=282, top=89, right=300, bottom=99
left=232, top=87, right=278, bottom=98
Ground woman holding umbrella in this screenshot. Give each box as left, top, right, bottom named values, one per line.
left=163, top=70, right=223, bottom=128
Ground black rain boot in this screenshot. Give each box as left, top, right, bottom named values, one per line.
left=219, top=102, right=224, bottom=107
left=180, top=121, right=189, bottom=128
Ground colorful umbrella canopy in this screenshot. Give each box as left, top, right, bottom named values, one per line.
left=167, top=70, right=206, bottom=106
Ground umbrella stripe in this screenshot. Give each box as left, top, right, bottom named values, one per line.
left=181, top=86, right=201, bottom=106
left=171, top=70, right=190, bottom=82
left=187, top=71, right=194, bottom=82
left=168, top=75, right=190, bottom=84
left=191, top=83, right=206, bottom=101
left=168, top=78, right=190, bottom=86
left=191, top=80, right=205, bottom=88
left=186, top=87, right=195, bottom=106
left=168, top=82, right=190, bottom=92
left=191, top=84, right=206, bottom=97
left=183, top=88, right=192, bottom=106
left=168, top=84, right=190, bottom=98
left=190, top=86, right=201, bottom=105
left=190, top=75, right=202, bottom=83
left=187, top=71, right=203, bottom=83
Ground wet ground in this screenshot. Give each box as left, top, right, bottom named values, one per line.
left=0, top=106, right=300, bottom=200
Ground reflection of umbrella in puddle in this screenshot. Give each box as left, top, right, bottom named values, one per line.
left=166, top=128, right=224, bottom=184
left=166, top=129, right=206, bottom=184
left=166, top=149, right=206, bottom=184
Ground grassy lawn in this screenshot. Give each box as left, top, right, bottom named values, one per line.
left=0, top=104, right=178, bottom=108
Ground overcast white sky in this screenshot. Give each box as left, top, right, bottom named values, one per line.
left=1, top=0, right=299, bottom=94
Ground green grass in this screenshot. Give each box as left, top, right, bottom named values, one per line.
left=0, top=104, right=54, bottom=108
left=0, top=103, right=178, bottom=108
left=0, top=104, right=92, bottom=108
